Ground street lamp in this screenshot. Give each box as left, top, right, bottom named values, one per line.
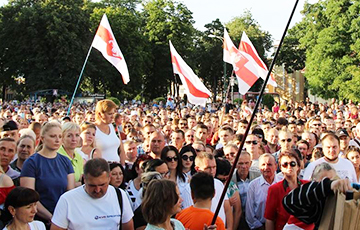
left=208, top=34, right=227, bottom=103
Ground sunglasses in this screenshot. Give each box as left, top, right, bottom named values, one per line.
left=312, top=123, right=321, bottom=126
left=281, top=161, right=297, bottom=168
left=181, top=155, right=195, bottom=161
left=245, top=140, right=258, bottom=145
left=125, top=125, right=132, bottom=128
left=280, top=138, right=292, bottom=143
left=165, top=156, right=178, bottom=162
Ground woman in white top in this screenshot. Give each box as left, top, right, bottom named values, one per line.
left=94, top=99, right=125, bottom=165
left=3, top=187, right=46, bottom=230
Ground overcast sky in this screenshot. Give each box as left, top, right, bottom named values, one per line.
left=0, top=0, right=318, bottom=40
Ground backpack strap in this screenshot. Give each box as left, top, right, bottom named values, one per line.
left=114, top=186, right=123, bottom=230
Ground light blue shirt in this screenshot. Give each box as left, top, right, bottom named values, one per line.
left=245, top=175, right=280, bottom=229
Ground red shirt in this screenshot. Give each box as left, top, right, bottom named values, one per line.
left=264, top=179, right=308, bottom=230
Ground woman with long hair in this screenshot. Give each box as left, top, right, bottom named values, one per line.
left=161, top=146, right=186, bottom=183
left=142, top=179, right=184, bottom=230
left=20, top=121, right=74, bottom=226
left=179, top=145, right=196, bottom=177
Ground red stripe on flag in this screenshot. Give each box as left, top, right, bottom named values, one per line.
left=234, top=53, right=258, bottom=86
left=96, top=25, right=122, bottom=60
left=239, top=41, right=267, bottom=71
left=171, top=55, right=209, bottom=98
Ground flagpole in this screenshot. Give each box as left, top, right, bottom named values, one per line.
left=67, top=46, right=93, bottom=116
left=211, top=0, right=300, bottom=225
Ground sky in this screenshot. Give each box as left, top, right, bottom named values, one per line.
left=0, top=0, right=318, bottom=40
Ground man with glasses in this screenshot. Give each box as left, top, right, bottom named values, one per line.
left=246, top=154, right=279, bottom=230
left=303, top=133, right=357, bottom=182
left=273, top=130, right=293, bottom=163
left=244, top=134, right=260, bottom=172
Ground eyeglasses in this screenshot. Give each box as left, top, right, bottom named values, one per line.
left=245, top=140, right=258, bottom=145
left=179, top=123, right=187, bottom=126
left=312, top=123, right=321, bottom=126
left=281, top=161, right=297, bottom=168
left=125, top=125, right=132, bottom=128
left=165, top=156, right=178, bottom=162
left=280, top=138, right=292, bottom=143
left=181, top=155, right=195, bottom=161
left=225, top=152, right=236, bottom=158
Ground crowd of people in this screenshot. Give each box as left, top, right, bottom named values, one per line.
left=0, top=97, right=357, bottom=230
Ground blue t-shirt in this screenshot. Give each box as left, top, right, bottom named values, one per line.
left=21, top=153, right=74, bottom=213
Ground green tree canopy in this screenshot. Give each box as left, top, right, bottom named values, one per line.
left=299, top=0, right=360, bottom=101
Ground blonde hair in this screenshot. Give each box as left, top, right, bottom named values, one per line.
left=62, top=122, right=80, bottom=135
left=40, top=121, right=61, bottom=137
left=95, top=99, right=117, bottom=121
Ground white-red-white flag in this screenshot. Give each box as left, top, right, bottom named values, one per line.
left=239, top=31, right=277, bottom=87
left=223, top=28, right=256, bottom=94
left=92, top=14, right=130, bottom=84
left=169, top=41, right=211, bottom=106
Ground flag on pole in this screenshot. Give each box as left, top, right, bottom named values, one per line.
left=239, top=31, right=277, bottom=87
left=92, top=14, right=130, bottom=84
left=169, top=41, right=211, bottom=106
left=223, top=28, right=257, bottom=94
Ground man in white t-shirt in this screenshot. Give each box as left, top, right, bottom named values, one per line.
left=303, top=133, right=357, bottom=183
left=51, top=158, right=134, bottom=230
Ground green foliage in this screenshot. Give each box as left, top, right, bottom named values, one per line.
left=154, top=96, right=166, bottom=104
left=233, top=98, right=243, bottom=105
left=296, top=0, right=360, bottom=101
left=275, top=23, right=306, bottom=73
left=108, top=96, right=120, bottom=106
left=262, top=94, right=275, bottom=110
left=141, top=0, right=196, bottom=99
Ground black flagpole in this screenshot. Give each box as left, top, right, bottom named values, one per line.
left=211, top=0, right=300, bottom=225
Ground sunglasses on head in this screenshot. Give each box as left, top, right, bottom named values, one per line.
left=165, top=156, right=178, bottom=162
left=181, top=155, right=195, bottom=161
left=281, top=161, right=297, bottom=168
left=245, top=140, right=258, bottom=145
left=280, top=138, right=292, bottom=143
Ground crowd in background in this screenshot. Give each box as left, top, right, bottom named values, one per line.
left=0, top=96, right=357, bottom=230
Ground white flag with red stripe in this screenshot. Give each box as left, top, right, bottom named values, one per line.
left=223, top=28, right=256, bottom=94
left=239, top=31, right=277, bottom=87
left=92, top=14, right=130, bottom=84
left=169, top=41, right=211, bottom=106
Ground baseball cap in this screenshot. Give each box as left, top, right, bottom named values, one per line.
left=2, top=120, right=18, bottom=131
left=336, top=129, right=349, bottom=137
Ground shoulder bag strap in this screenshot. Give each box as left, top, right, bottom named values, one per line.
left=114, top=186, right=123, bottom=230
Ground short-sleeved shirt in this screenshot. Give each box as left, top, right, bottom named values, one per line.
left=176, top=206, right=225, bottom=230
left=52, top=186, right=133, bottom=230
left=264, top=179, right=308, bottom=230
left=58, top=146, right=84, bottom=182
left=20, top=153, right=74, bottom=213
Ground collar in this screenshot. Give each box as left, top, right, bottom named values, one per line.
left=236, top=170, right=250, bottom=182
left=282, top=178, right=302, bottom=191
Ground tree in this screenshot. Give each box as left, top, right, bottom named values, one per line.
left=0, top=0, right=90, bottom=99
left=141, top=0, right=196, bottom=99
left=193, top=19, right=226, bottom=102
left=298, top=0, right=360, bottom=101
left=275, top=22, right=306, bottom=73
